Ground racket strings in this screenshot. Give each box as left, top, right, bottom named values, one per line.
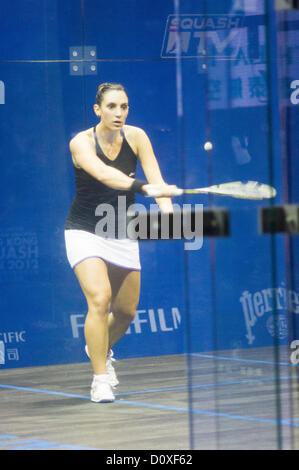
left=184, top=181, right=276, bottom=200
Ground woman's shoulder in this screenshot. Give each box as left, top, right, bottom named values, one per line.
left=69, top=127, right=94, bottom=149
left=123, top=124, right=144, bottom=135
left=123, top=125, right=149, bottom=143
left=123, top=125, right=149, bottom=155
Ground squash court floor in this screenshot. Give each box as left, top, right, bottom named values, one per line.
left=0, top=348, right=298, bottom=450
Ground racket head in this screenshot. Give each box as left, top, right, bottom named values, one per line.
left=184, top=182, right=277, bottom=199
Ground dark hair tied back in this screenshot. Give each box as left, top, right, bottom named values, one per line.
left=96, top=83, right=126, bottom=106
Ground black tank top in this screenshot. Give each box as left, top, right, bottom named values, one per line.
left=65, top=127, right=137, bottom=239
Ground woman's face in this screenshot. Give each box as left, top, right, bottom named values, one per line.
left=95, top=90, right=129, bottom=130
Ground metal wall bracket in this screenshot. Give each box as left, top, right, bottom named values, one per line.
left=69, top=46, right=98, bottom=76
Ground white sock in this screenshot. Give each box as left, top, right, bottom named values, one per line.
left=93, top=373, right=109, bottom=381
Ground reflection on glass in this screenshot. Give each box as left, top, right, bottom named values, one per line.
left=175, top=0, right=298, bottom=450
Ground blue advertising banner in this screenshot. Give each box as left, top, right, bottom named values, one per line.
left=0, top=0, right=298, bottom=369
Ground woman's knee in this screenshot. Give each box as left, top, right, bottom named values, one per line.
left=87, top=289, right=112, bottom=314
left=113, top=305, right=137, bottom=323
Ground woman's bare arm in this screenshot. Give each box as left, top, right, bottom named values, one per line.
left=70, top=133, right=135, bottom=190
left=134, top=128, right=175, bottom=212
left=70, top=130, right=180, bottom=199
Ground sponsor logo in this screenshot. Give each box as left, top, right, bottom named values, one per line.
left=126, top=307, right=181, bottom=334
left=0, top=331, right=26, bottom=343
left=161, top=14, right=244, bottom=59
left=70, top=307, right=181, bottom=339
left=239, top=284, right=299, bottom=345
left=266, top=314, right=288, bottom=340
left=0, top=331, right=26, bottom=363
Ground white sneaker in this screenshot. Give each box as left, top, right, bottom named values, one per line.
left=85, top=346, right=119, bottom=388
left=90, top=374, right=115, bottom=403
left=106, top=350, right=119, bottom=388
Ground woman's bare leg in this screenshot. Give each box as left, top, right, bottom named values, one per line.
left=107, top=263, right=141, bottom=349
left=74, top=257, right=112, bottom=375
left=74, top=258, right=140, bottom=375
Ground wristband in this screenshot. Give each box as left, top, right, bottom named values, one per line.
left=130, top=179, right=147, bottom=194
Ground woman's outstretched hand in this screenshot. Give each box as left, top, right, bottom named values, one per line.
left=143, top=183, right=183, bottom=198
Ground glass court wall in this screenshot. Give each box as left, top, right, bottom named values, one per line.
left=175, top=0, right=299, bottom=449
left=0, top=0, right=298, bottom=450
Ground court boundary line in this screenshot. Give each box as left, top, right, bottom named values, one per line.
left=190, top=352, right=299, bottom=366
left=1, top=374, right=298, bottom=398
left=1, top=374, right=299, bottom=428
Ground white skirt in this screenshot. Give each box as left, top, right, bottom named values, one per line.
left=64, top=230, right=141, bottom=270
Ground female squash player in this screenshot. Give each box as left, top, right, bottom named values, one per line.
left=65, top=83, right=180, bottom=402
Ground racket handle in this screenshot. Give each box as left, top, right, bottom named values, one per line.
left=146, top=188, right=183, bottom=197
